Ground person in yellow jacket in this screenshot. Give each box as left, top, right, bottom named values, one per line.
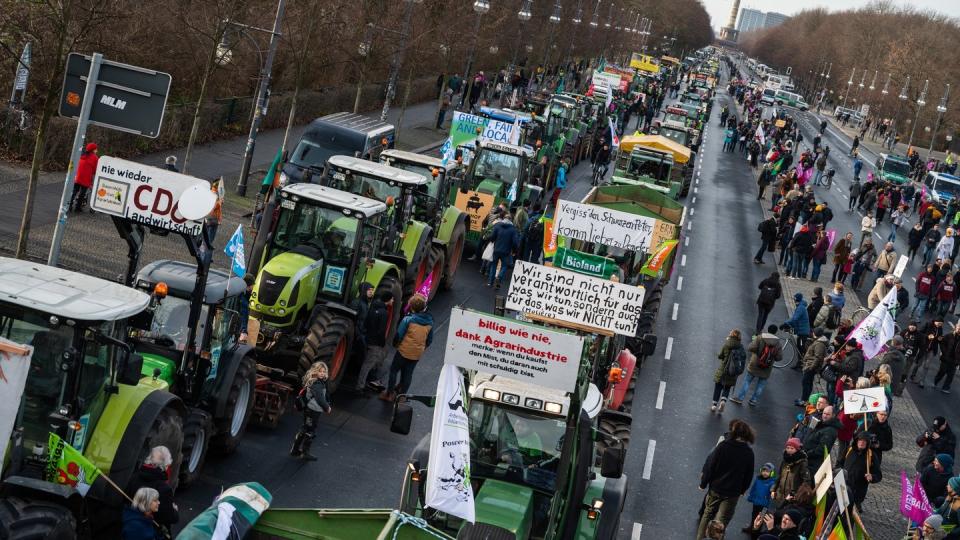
left=380, top=294, right=434, bottom=401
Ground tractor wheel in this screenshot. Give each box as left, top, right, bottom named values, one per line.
left=137, top=406, right=184, bottom=492
left=595, top=417, right=632, bottom=465
left=211, top=355, right=256, bottom=455
left=442, top=221, right=466, bottom=291
left=375, top=276, right=404, bottom=344
left=0, top=497, right=76, bottom=540
left=427, top=246, right=445, bottom=301
left=299, top=311, right=354, bottom=394
left=179, top=409, right=213, bottom=487
left=403, top=242, right=430, bottom=299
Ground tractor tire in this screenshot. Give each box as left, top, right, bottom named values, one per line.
left=442, top=221, right=466, bottom=291
left=595, top=417, right=632, bottom=466
left=403, top=241, right=430, bottom=299
left=299, top=311, right=354, bottom=394
left=427, top=246, right=445, bottom=301
left=211, top=355, right=256, bottom=455
left=0, top=497, right=76, bottom=540
left=375, top=276, right=404, bottom=344
left=179, top=408, right=213, bottom=487
left=137, top=406, right=184, bottom=492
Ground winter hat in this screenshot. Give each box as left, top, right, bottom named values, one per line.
left=948, top=476, right=960, bottom=493
left=785, top=438, right=802, bottom=451
left=762, top=462, right=776, bottom=472
left=890, top=335, right=904, bottom=347
left=934, top=416, right=948, bottom=428
left=784, top=508, right=804, bottom=526
left=84, top=142, right=97, bottom=152
left=925, top=514, right=944, bottom=531
left=794, top=292, right=803, bottom=302
left=937, top=454, right=955, bottom=471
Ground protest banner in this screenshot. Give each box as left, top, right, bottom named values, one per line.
left=554, top=200, right=668, bottom=253
left=449, top=111, right=521, bottom=149
left=842, top=386, right=888, bottom=414
left=506, top=261, right=645, bottom=336
left=425, top=364, right=475, bottom=522
left=0, top=338, right=33, bottom=476
left=445, top=309, right=583, bottom=392
left=454, top=190, right=496, bottom=232
left=900, top=470, right=935, bottom=523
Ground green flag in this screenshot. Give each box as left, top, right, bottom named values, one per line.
left=46, top=433, right=102, bottom=496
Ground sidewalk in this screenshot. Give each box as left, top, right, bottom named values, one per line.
left=816, top=109, right=948, bottom=162
left=0, top=100, right=447, bottom=278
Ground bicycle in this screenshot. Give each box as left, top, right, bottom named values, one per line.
left=774, top=326, right=801, bottom=369
left=591, top=161, right=609, bottom=186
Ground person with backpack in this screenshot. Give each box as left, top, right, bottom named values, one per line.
left=521, top=205, right=544, bottom=264
left=782, top=293, right=811, bottom=353
left=291, top=361, right=332, bottom=461
left=756, top=272, right=782, bottom=334
left=730, top=325, right=780, bottom=406
left=712, top=329, right=746, bottom=413
left=796, top=329, right=830, bottom=406
left=380, top=294, right=434, bottom=401
left=755, top=216, right=779, bottom=264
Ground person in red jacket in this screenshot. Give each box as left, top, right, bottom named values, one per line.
left=935, top=275, right=957, bottom=317
left=913, top=264, right=937, bottom=318
left=71, top=142, right=98, bottom=212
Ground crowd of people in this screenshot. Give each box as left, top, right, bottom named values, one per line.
left=695, top=58, right=960, bottom=540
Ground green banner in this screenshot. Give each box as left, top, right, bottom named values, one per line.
left=555, top=246, right=620, bottom=279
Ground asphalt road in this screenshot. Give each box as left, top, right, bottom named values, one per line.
left=168, top=64, right=959, bottom=539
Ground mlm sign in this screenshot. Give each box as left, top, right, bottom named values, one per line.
left=91, top=156, right=210, bottom=236
left=445, top=309, right=583, bottom=392
left=506, top=261, right=645, bottom=337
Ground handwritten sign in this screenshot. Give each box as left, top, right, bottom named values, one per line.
left=445, top=309, right=583, bottom=392
left=814, top=454, right=834, bottom=503
left=506, top=261, right=645, bottom=336
left=454, top=190, right=496, bottom=232
left=0, top=338, right=33, bottom=476
left=554, top=200, right=659, bottom=253
left=842, top=386, right=887, bottom=414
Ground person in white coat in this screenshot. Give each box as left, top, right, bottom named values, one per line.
left=937, top=228, right=955, bottom=262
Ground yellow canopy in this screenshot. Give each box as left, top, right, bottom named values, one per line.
left=618, top=134, right=691, bottom=164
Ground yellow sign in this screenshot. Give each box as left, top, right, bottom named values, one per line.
left=630, top=53, right=660, bottom=73
left=455, top=190, right=496, bottom=232
left=775, top=119, right=787, bottom=128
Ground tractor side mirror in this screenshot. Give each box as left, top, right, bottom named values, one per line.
left=600, top=445, right=625, bottom=478
left=119, top=353, right=145, bottom=385
left=391, top=398, right=414, bottom=435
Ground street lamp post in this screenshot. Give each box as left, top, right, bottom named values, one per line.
left=889, top=76, right=910, bottom=150
left=841, top=67, right=855, bottom=109
left=540, top=0, right=562, bottom=83
left=461, top=0, right=490, bottom=111
left=927, top=83, right=949, bottom=159
left=235, top=0, right=285, bottom=197
left=507, top=0, right=532, bottom=99
left=906, top=78, right=928, bottom=149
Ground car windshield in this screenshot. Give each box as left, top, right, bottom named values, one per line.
left=289, top=136, right=359, bottom=172
left=469, top=400, right=565, bottom=493
left=934, top=177, right=960, bottom=201
left=763, top=89, right=776, bottom=97
left=273, top=201, right=360, bottom=265
left=884, top=159, right=911, bottom=177
left=140, top=295, right=209, bottom=352
left=473, top=150, right=521, bottom=185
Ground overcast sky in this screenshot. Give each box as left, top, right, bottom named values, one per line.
left=701, top=0, right=960, bottom=31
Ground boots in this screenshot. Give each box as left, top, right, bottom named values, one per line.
left=290, top=432, right=305, bottom=457
left=299, top=436, right=317, bottom=461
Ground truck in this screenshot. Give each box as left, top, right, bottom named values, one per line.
left=0, top=258, right=186, bottom=538
left=279, top=112, right=395, bottom=185
left=250, top=184, right=404, bottom=392
left=875, top=153, right=913, bottom=185
left=611, top=134, right=694, bottom=198
left=922, top=171, right=960, bottom=206
left=379, top=149, right=469, bottom=293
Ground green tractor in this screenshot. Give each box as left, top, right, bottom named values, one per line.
left=321, top=154, right=454, bottom=301
left=250, top=184, right=404, bottom=391
left=611, top=135, right=693, bottom=199
left=0, top=258, right=186, bottom=538
left=391, top=312, right=628, bottom=540
left=379, top=149, right=468, bottom=293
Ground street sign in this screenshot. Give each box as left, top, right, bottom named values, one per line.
left=13, top=43, right=30, bottom=91
left=58, top=53, right=171, bottom=138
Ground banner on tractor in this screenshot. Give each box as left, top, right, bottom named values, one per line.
left=46, top=433, right=102, bottom=496
left=445, top=309, right=583, bottom=392
left=640, top=239, right=679, bottom=277
left=449, top=111, right=520, bottom=149
left=91, top=156, right=212, bottom=236
left=554, top=200, right=661, bottom=253
left=454, top=190, right=496, bottom=232
left=506, top=261, right=644, bottom=337
left=425, top=364, right=475, bottom=522
left=555, top=247, right=620, bottom=279
left=0, top=338, right=33, bottom=476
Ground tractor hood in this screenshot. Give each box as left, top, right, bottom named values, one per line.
left=467, top=479, right=534, bottom=540
left=475, top=178, right=510, bottom=199
left=252, top=251, right=325, bottom=327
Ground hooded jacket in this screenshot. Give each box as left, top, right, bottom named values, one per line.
left=699, top=437, right=755, bottom=497
left=784, top=300, right=811, bottom=337
left=802, top=416, right=842, bottom=466
left=747, top=472, right=777, bottom=507
left=349, top=283, right=374, bottom=338
left=879, top=347, right=906, bottom=395
left=395, top=312, right=434, bottom=361
left=489, top=220, right=521, bottom=256
left=838, top=347, right=864, bottom=379
left=921, top=462, right=954, bottom=505
left=747, top=333, right=781, bottom=379
left=774, top=450, right=811, bottom=505
left=75, top=144, right=98, bottom=188
left=801, top=336, right=829, bottom=373
left=364, top=297, right=390, bottom=347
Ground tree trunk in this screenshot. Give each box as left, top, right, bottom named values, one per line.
left=395, top=62, right=415, bottom=139
left=182, top=40, right=220, bottom=174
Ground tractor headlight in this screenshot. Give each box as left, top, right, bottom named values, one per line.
left=278, top=308, right=286, bottom=315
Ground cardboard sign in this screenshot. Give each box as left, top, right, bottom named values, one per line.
left=506, top=261, right=645, bottom=336
left=554, top=200, right=660, bottom=254
left=454, top=190, right=496, bottom=232
left=592, top=70, right=621, bottom=93
left=893, top=255, right=909, bottom=278
left=842, top=386, right=888, bottom=414
left=814, top=454, right=834, bottom=503
left=91, top=156, right=211, bottom=236
left=834, top=470, right=851, bottom=511
left=0, top=338, right=33, bottom=476
left=449, top=111, right=521, bottom=149
left=445, top=309, right=583, bottom=392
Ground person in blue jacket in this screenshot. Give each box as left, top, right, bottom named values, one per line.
left=783, top=293, right=811, bottom=352
left=486, top=213, right=521, bottom=289
left=742, top=462, right=777, bottom=533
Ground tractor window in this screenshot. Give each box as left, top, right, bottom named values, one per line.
left=273, top=202, right=360, bottom=266
left=473, top=151, right=521, bottom=186
left=141, top=296, right=209, bottom=353
left=209, top=308, right=239, bottom=367
left=388, top=162, right=441, bottom=199
left=79, top=327, right=114, bottom=406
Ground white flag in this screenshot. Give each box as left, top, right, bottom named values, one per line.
left=755, top=125, right=765, bottom=146
left=847, top=287, right=898, bottom=359
left=425, top=365, right=475, bottom=522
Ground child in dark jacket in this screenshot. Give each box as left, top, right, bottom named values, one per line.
left=743, top=463, right=777, bottom=533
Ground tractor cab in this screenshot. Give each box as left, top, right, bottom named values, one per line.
left=464, top=139, right=536, bottom=208
left=380, top=149, right=463, bottom=203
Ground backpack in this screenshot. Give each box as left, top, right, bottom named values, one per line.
left=825, top=305, right=841, bottom=329
left=726, top=345, right=747, bottom=377
left=756, top=344, right=776, bottom=369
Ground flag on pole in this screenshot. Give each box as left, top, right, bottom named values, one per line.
left=640, top=240, right=679, bottom=277
left=812, top=496, right=827, bottom=536
left=608, top=117, right=620, bottom=148
left=755, top=125, right=765, bottom=146
left=827, top=521, right=848, bottom=540
left=223, top=225, right=246, bottom=278
left=46, top=433, right=102, bottom=496
left=424, top=364, right=475, bottom=522
left=846, top=287, right=898, bottom=359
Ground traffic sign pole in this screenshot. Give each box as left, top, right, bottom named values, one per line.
left=49, top=53, right=102, bottom=267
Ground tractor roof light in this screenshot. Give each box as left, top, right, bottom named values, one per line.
left=153, top=282, right=169, bottom=299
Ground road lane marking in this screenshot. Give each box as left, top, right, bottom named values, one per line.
left=665, top=336, right=674, bottom=359
left=642, top=440, right=657, bottom=479
left=692, top=196, right=697, bottom=203
left=656, top=381, right=666, bottom=409
left=875, top=233, right=883, bottom=240
left=694, top=187, right=699, bottom=193
left=684, top=237, right=689, bottom=247
left=677, top=276, right=683, bottom=289
left=672, top=303, right=679, bottom=320
left=690, top=208, right=695, bottom=215
left=681, top=254, right=687, bottom=266
left=632, top=523, right=643, bottom=540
